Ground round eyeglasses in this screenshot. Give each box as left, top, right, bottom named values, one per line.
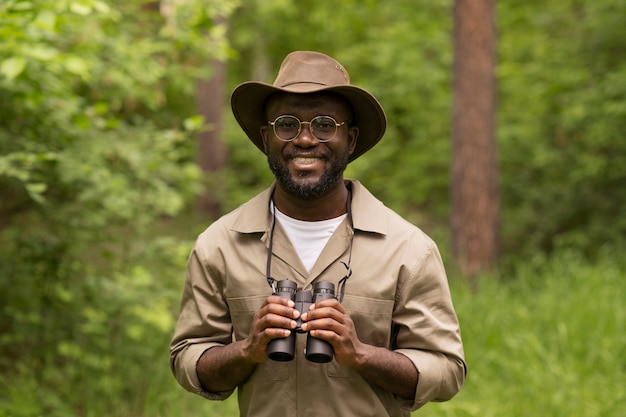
left=268, top=115, right=348, bottom=142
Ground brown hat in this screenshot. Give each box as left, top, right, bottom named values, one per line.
left=231, top=51, right=386, bottom=162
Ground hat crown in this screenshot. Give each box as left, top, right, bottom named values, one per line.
left=274, top=51, right=351, bottom=90
left=230, top=50, right=386, bottom=162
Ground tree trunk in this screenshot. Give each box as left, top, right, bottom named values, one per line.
left=451, top=0, right=499, bottom=281
left=196, top=57, right=228, bottom=217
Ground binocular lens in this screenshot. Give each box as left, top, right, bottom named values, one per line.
left=266, top=280, right=336, bottom=363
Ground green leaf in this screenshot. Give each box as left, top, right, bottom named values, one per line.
left=183, top=115, right=206, bottom=132
left=93, top=1, right=111, bottom=13
left=25, top=182, right=47, bottom=204
left=0, top=56, right=27, bottom=80
left=69, top=1, right=93, bottom=16
left=64, top=55, right=89, bottom=79
left=33, top=9, right=57, bottom=32
left=25, top=45, right=58, bottom=61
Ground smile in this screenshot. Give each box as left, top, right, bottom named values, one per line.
left=293, top=157, right=320, bottom=163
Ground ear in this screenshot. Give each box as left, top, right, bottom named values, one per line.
left=347, top=126, right=359, bottom=156
left=260, top=126, right=269, bottom=153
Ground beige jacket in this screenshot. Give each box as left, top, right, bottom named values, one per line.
left=170, top=180, right=466, bottom=417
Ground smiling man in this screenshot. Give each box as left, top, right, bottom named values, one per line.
left=263, top=93, right=356, bottom=204
left=170, top=51, right=466, bottom=417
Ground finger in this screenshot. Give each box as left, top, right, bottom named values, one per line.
left=263, top=327, right=293, bottom=339
left=265, top=295, right=296, bottom=308
left=302, top=316, right=344, bottom=332
left=308, top=328, right=339, bottom=342
left=308, top=298, right=344, bottom=312
left=260, top=300, right=300, bottom=320
left=302, top=305, right=345, bottom=323
left=301, top=316, right=350, bottom=335
left=257, top=312, right=298, bottom=331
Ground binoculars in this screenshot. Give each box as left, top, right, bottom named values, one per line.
left=267, top=280, right=336, bottom=363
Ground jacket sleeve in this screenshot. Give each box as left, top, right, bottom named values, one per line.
left=169, top=240, right=235, bottom=400
left=392, top=242, right=467, bottom=410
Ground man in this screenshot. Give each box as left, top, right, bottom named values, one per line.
left=170, top=51, right=466, bottom=417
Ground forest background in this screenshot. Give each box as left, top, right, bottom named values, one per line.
left=0, top=0, right=624, bottom=416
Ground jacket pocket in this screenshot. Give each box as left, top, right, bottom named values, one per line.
left=341, top=295, right=395, bottom=348
left=227, top=295, right=267, bottom=341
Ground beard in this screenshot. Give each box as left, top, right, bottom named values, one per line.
left=267, top=149, right=350, bottom=200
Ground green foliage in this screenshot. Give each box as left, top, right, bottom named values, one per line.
left=224, top=0, right=454, bottom=221
left=2, top=0, right=625, bottom=415
left=224, top=0, right=626, bottom=255
left=0, top=0, right=237, bottom=415
left=28, top=246, right=615, bottom=417
left=498, top=0, right=626, bottom=256
left=420, top=248, right=626, bottom=417
left=344, top=0, right=453, bottom=221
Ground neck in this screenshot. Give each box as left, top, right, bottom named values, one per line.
left=273, top=181, right=349, bottom=221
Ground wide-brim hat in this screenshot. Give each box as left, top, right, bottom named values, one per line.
left=231, top=51, right=386, bottom=162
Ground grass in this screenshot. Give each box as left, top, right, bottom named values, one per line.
left=2, top=248, right=622, bottom=417
left=139, top=248, right=624, bottom=417
left=420, top=248, right=625, bottom=417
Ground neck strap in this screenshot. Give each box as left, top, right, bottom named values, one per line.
left=266, top=188, right=354, bottom=302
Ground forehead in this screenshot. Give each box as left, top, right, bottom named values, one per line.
left=264, top=92, right=352, bottom=117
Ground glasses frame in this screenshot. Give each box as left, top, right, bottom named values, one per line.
left=268, top=115, right=348, bottom=143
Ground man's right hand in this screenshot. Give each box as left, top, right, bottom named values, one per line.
left=243, top=295, right=300, bottom=362
left=196, top=295, right=301, bottom=392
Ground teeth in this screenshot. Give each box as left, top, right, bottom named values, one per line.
left=293, top=157, right=318, bottom=164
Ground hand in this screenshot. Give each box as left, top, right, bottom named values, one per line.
left=300, top=298, right=365, bottom=368
left=243, top=295, right=300, bottom=363
left=300, top=299, right=419, bottom=399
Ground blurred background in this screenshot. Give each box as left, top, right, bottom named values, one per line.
left=1, top=1, right=624, bottom=416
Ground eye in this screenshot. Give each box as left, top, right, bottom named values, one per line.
left=275, top=116, right=299, bottom=130
left=313, top=117, right=336, bottom=131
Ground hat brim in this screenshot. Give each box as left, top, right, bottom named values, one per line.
left=231, top=81, right=386, bottom=162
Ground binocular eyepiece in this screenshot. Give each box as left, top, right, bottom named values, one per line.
left=267, top=280, right=336, bottom=363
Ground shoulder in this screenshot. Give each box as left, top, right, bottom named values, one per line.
left=349, top=180, right=435, bottom=247
left=195, top=186, right=273, bottom=245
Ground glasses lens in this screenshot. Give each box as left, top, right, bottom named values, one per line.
left=274, top=116, right=299, bottom=140
left=311, top=116, right=337, bottom=141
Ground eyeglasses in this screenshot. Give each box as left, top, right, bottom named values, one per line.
left=268, top=115, right=348, bottom=142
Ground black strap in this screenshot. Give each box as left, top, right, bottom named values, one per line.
left=266, top=195, right=278, bottom=294
left=336, top=189, right=354, bottom=302
left=266, top=187, right=355, bottom=301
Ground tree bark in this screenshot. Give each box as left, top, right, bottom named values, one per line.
left=451, top=0, right=500, bottom=280
left=196, top=57, right=228, bottom=217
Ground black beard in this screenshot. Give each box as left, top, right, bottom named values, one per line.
left=267, top=150, right=350, bottom=200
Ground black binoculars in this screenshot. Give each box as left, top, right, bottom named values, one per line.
left=267, top=280, right=336, bottom=363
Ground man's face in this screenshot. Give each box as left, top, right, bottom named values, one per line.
left=261, top=92, right=359, bottom=200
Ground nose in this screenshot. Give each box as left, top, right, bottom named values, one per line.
left=292, top=122, right=318, bottom=146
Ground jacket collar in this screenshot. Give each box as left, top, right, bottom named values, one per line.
left=230, top=180, right=388, bottom=236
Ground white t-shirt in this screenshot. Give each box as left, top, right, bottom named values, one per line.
left=274, top=207, right=347, bottom=272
